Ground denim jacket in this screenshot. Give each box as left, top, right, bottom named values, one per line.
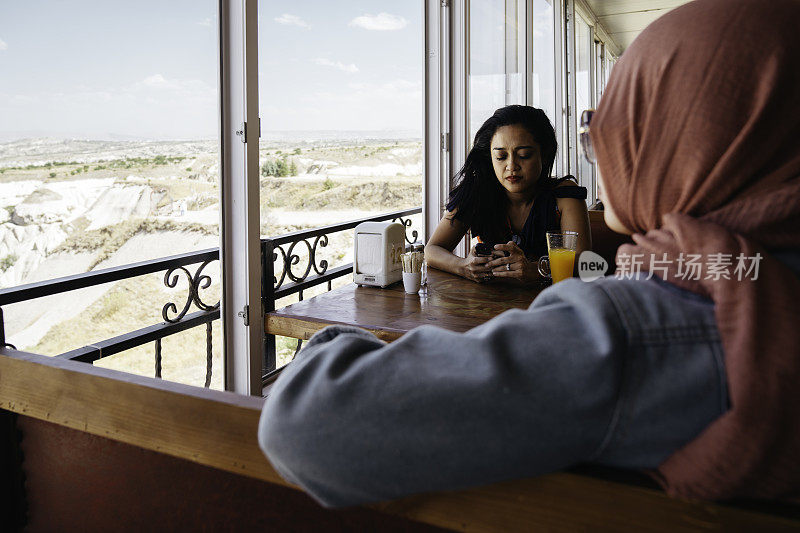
left=258, top=274, right=728, bottom=508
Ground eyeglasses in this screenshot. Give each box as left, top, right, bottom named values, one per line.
left=579, top=109, right=596, bottom=164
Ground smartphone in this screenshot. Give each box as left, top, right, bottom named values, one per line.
left=475, top=243, right=494, bottom=256
left=475, top=242, right=510, bottom=257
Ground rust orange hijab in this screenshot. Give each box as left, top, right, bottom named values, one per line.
left=592, top=0, right=800, bottom=500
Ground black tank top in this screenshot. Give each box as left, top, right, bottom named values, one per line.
left=510, top=176, right=587, bottom=259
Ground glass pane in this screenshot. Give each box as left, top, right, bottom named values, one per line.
left=604, top=47, right=616, bottom=87
left=257, top=2, right=424, bottom=368
left=0, top=1, right=222, bottom=388
left=531, top=0, right=555, bottom=123
left=595, top=41, right=605, bottom=101
left=575, top=14, right=593, bottom=195
left=469, top=0, right=524, bottom=143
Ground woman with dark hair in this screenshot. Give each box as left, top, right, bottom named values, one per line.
left=426, top=105, right=591, bottom=283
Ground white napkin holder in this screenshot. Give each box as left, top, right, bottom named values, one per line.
left=353, top=221, right=405, bottom=287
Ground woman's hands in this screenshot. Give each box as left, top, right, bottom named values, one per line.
left=460, top=241, right=542, bottom=284
left=487, top=241, right=541, bottom=284
left=459, top=246, right=495, bottom=283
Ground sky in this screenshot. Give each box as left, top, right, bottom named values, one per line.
left=0, top=1, right=423, bottom=141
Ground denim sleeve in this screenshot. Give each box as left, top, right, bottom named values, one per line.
left=258, top=280, right=631, bottom=508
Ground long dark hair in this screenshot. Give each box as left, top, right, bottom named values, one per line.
left=446, top=105, right=557, bottom=244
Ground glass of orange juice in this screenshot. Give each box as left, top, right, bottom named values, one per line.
left=537, top=231, right=578, bottom=284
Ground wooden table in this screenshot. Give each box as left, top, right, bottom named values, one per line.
left=265, top=268, right=548, bottom=342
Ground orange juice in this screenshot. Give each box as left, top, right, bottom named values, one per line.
left=548, top=248, right=575, bottom=283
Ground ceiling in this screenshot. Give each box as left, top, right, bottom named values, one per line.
left=583, top=0, right=694, bottom=52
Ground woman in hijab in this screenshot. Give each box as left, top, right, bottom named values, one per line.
left=592, top=0, right=800, bottom=499
left=258, top=0, right=800, bottom=507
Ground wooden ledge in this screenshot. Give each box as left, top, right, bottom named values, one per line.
left=1, top=349, right=797, bottom=531
left=0, top=347, right=278, bottom=486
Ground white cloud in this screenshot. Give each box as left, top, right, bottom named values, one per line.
left=141, top=74, right=174, bottom=89
left=275, top=13, right=310, bottom=29
left=198, top=18, right=212, bottom=27
left=313, top=58, right=359, bottom=74
left=348, top=13, right=407, bottom=31
left=0, top=38, right=8, bottom=51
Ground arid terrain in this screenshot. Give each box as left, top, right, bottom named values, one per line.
left=0, top=135, right=423, bottom=387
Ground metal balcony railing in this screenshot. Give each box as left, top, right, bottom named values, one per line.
left=261, top=207, right=421, bottom=377
left=0, top=249, right=221, bottom=386
left=0, top=207, right=422, bottom=389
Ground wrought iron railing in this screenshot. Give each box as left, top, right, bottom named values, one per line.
left=0, top=249, right=221, bottom=387
left=0, top=207, right=422, bottom=389
left=261, top=207, right=422, bottom=376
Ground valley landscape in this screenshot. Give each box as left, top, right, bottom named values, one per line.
left=0, top=135, right=423, bottom=388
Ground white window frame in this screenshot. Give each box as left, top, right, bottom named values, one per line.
left=221, top=0, right=439, bottom=394
left=219, top=0, right=263, bottom=396
left=568, top=1, right=598, bottom=202
left=450, top=0, right=468, bottom=184
left=507, top=0, right=528, bottom=107
left=564, top=0, right=577, bottom=179
left=441, top=0, right=469, bottom=256
left=425, top=0, right=452, bottom=244
left=603, top=45, right=618, bottom=86
left=526, top=0, right=569, bottom=176
left=594, top=40, right=605, bottom=106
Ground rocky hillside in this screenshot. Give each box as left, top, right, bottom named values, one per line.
left=0, top=137, right=423, bottom=385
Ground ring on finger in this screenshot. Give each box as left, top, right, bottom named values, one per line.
left=505, top=263, right=511, bottom=271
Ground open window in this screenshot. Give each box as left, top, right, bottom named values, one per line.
left=0, top=1, right=223, bottom=389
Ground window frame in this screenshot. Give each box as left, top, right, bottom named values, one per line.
left=568, top=1, right=597, bottom=202
left=424, top=0, right=446, bottom=243
left=446, top=0, right=469, bottom=255
left=219, top=0, right=263, bottom=395
left=222, top=0, right=440, bottom=391
left=526, top=0, right=561, bottom=157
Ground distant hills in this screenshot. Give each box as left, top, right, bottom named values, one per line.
left=0, top=129, right=422, bottom=144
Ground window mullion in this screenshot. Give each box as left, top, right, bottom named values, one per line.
left=219, top=0, right=263, bottom=395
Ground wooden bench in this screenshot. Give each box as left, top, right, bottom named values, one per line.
left=2, top=348, right=798, bottom=531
